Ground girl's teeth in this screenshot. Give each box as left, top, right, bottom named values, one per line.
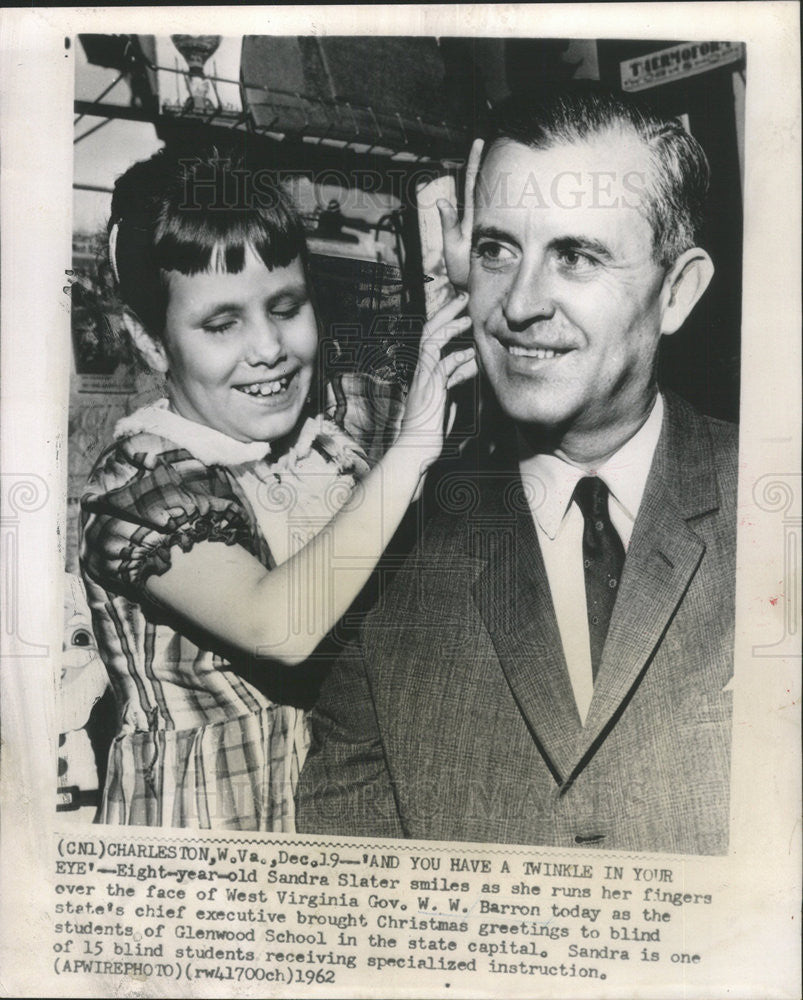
left=239, top=378, right=289, bottom=397
left=508, top=346, right=560, bottom=359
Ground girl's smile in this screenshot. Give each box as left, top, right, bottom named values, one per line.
left=152, top=247, right=318, bottom=444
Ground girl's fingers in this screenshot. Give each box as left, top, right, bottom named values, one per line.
left=445, top=354, right=479, bottom=390
left=436, top=198, right=460, bottom=239
left=439, top=139, right=483, bottom=290
left=462, top=138, right=484, bottom=234
left=422, top=292, right=469, bottom=341
left=439, top=347, right=476, bottom=381
left=416, top=291, right=472, bottom=382
left=440, top=314, right=473, bottom=346
left=445, top=400, right=458, bottom=438
left=418, top=315, right=472, bottom=369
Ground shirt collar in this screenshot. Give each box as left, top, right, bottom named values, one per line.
left=519, top=393, right=664, bottom=540
left=595, top=392, right=664, bottom=522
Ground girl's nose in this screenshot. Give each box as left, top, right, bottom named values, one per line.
left=245, top=317, right=285, bottom=367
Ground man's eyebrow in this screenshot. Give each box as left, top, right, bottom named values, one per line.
left=471, top=225, right=520, bottom=250
left=549, top=235, right=614, bottom=261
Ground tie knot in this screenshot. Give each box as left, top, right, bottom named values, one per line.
left=572, top=476, right=610, bottom=521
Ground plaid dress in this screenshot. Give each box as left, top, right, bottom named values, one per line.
left=80, top=401, right=369, bottom=831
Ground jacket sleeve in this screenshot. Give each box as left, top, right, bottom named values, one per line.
left=295, top=638, right=405, bottom=839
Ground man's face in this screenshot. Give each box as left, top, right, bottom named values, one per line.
left=469, top=131, right=670, bottom=461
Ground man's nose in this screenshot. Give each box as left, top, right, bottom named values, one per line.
left=245, top=316, right=285, bottom=367
left=502, top=255, right=556, bottom=329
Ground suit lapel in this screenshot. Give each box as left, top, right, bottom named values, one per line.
left=466, top=394, right=721, bottom=786
left=575, top=393, right=720, bottom=766
left=471, top=472, right=582, bottom=783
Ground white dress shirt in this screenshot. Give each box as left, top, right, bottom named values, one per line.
left=518, top=394, right=664, bottom=724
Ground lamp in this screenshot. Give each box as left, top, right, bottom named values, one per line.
left=170, top=35, right=221, bottom=111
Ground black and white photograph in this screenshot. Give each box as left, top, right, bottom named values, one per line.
left=64, top=31, right=745, bottom=852
left=0, top=5, right=800, bottom=999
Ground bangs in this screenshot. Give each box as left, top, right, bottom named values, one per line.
left=109, top=147, right=312, bottom=336
left=153, top=206, right=307, bottom=277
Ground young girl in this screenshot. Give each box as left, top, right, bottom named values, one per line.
left=80, top=148, right=476, bottom=831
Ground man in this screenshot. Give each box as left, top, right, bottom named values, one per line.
left=296, top=85, right=737, bottom=855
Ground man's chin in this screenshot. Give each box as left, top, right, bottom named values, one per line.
left=482, top=384, right=579, bottom=452
left=490, top=386, right=572, bottom=430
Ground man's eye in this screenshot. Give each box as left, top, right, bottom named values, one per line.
left=473, top=241, right=516, bottom=267
left=556, top=248, right=597, bottom=271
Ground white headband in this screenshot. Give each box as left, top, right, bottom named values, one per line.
left=108, top=221, right=120, bottom=284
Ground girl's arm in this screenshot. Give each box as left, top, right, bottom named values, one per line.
left=145, top=295, right=477, bottom=664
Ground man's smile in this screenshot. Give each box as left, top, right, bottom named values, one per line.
left=492, top=332, right=577, bottom=364
left=505, top=344, right=573, bottom=360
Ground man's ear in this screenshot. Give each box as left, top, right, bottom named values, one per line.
left=121, top=309, right=168, bottom=373
left=659, top=248, right=714, bottom=336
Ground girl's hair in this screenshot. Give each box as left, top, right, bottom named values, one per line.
left=108, top=147, right=311, bottom=338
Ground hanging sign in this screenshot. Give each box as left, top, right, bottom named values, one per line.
left=621, top=41, right=745, bottom=92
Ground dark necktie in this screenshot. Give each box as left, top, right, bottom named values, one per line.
left=572, top=476, right=625, bottom=679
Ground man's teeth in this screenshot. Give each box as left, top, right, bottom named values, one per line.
left=237, top=377, right=289, bottom=397
left=508, top=346, right=563, bottom=359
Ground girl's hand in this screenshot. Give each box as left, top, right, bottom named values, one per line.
left=398, top=292, right=478, bottom=472
left=145, top=294, right=476, bottom=666
left=145, top=293, right=476, bottom=666
left=436, top=138, right=484, bottom=290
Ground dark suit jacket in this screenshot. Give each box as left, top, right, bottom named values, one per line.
left=296, top=392, right=738, bottom=855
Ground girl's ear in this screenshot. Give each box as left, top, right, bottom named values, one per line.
left=121, top=309, right=168, bottom=373
left=659, top=248, right=715, bottom=336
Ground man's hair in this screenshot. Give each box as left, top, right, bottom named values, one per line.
left=484, top=84, right=711, bottom=266
left=108, top=147, right=309, bottom=338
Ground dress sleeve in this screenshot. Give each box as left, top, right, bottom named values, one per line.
left=80, top=435, right=257, bottom=598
